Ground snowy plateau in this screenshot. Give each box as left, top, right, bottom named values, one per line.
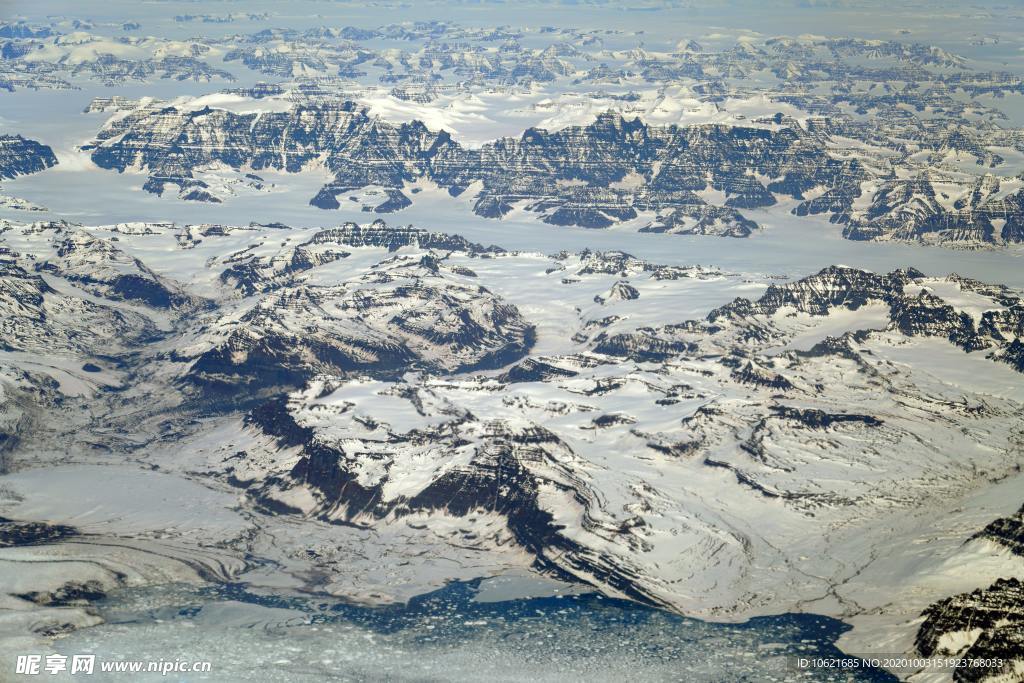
left=0, top=2, right=1023, bottom=682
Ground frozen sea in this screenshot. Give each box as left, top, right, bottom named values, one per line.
left=48, top=580, right=895, bottom=682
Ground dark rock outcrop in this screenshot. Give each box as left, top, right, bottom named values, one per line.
left=190, top=261, right=535, bottom=392
left=916, top=577, right=1024, bottom=682
left=0, top=135, right=57, bottom=179
left=85, top=104, right=848, bottom=236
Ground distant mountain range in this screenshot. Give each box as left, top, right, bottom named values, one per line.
left=74, top=102, right=1024, bottom=245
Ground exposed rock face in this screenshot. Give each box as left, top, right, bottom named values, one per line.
left=2, top=217, right=1023, bottom=658
left=844, top=174, right=1024, bottom=245
left=189, top=255, right=535, bottom=391
left=710, top=266, right=920, bottom=319
left=302, top=220, right=503, bottom=254
left=574, top=262, right=1024, bottom=384
left=0, top=192, right=46, bottom=211
left=769, top=406, right=882, bottom=429
left=0, top=26, right=233, bottom=88
left=0, top=254, right=157, bottom=355
left=0, top=228, right=171, bottom=446
left=591, top=331, right=695, bottom=361
left=37, top=231, right=196, bottom=309
left=87, top=101, right=453, bottom=209
left=85, top=104, right=851, bottom=236
left=639, top=203, right=758, bottom=237
left=916, top=578, right=1024, bottom=682
left=247, top=398, right=618, bottom=592
left=175, top=228, right=1020, bottom=623
left=699, top=265, right=1024, bottom=359
left=0, top=135, right=57, bottom=178
left=220, top=244, right=352, bottom=296
left=972, top=504, right=1024, bottom=557
left=498, top=358, right=579, bottom=383
left=889, top=291, right=984, bottom=351
left=0, top=135, right=57, bottom=213
left=70, top=54, right=234, bottom=86
left=908, top=504, right=1024, bottom=682
left=78, top=82, right=1024, bottom=245
left=10, top=15, right=1024, bottom=241
left=730, top=360, right=794, bottom=390
left=9, top=12, right=1024, bottom=670
left=569, top=249, right=718, bottom=281
left=999, top=340, right=1024, bottom=373
left=219, top=220, right=504, bottom=296
left=595, top=281, right=639, bottom=304
left=0, top=516, right=77, bottom=546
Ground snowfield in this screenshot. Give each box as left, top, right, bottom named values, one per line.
left=1, top=216, right=1022, bottom=681
left=4, top=5, right=1024, bottom=680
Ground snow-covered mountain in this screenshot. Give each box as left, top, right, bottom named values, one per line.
left=0, top=135, right=57, bottom=179
left=78, top=98, right=1024, bottom=246
left=4, top=7, right=1024, bottom=680
left=2, top=217, right=1022, bottom=677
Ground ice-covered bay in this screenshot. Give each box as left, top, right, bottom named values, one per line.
left=45, top=581, right=895, bottom=682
